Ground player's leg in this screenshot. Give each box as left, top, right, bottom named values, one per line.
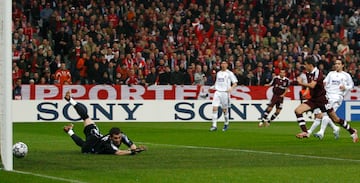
left=64, top=91, right=93, bottom=127
left=314, top=114, right=340, bottom=139
left=268, top=99, right=283, bottom=125
left=294, top=102, right=312, bottom=138
left=64, top=91, right=102, bottom=152
left=327, top=109, right=358, bottom=143
left=259, top=106, right=272, bottom=127
left=63, top=123, right=85, bottom=147
left=320, top=100, right=341, bottom=139
left=210, top=105, right=218, bottom=131
left=259, top=97, right=275, bottom=127
left=222, top=108, right=229, bottom=131
left=210, top=92, right=221, bottom=131
left=222, top=93, right=230, bottom=131
left=307, top=108, right=322, bottom=136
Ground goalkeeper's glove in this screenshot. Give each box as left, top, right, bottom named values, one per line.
left=130, top=145, right=147, bottom=155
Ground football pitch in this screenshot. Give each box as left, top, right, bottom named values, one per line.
left=2, top=122, right=360, bottom=183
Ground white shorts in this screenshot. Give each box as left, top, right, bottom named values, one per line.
left=212, top=91, right=230, bottom=109
left=313, top=94, right=343, bottom=114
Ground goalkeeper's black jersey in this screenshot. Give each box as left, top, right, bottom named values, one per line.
left=93, top=133, right=134, bottom=154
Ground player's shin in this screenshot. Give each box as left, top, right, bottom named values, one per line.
left=224, top=110, right=229, bottom=126
left=318, top=116, right=330, bottom=135
left=296, top=113, right=308, bottom=132
left=212, top=111, right=218, bottom=127
left=308, top=118, right=321, bottom=135
left=74, top=104, right=89, bottom=120
left=338, top=119, right=355, bottom=134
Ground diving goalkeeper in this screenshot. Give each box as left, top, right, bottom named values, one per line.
left=63, top=91, right=146, bottom=155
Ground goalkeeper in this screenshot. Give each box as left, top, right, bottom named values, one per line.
left=63, top=91, right=146, bottom=155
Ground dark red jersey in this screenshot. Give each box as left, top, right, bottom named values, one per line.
left=269, top=76, right=290, bottom=96
left=306, top=67, right=326, bottom=99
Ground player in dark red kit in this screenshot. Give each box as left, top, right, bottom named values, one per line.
left=259, top=69, right=290, bottom=127
left=63, top=91, right=147, bottom=155
left=295, top=57, right=358, bottom=142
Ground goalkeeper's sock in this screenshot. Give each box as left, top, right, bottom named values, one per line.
left=67, top=129, right=74, bottom=136
left=74, top=104, right=89, bottom=120
left=69, top=97, right=77, bottom=106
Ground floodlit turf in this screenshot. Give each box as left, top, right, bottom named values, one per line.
left=2, top=122, right=360, bottom=183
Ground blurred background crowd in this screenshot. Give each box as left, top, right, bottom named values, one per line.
left=11, top=0, right=360, bottom=89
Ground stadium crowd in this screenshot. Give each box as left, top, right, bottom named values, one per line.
left=11, top=0, right=360, bottom=89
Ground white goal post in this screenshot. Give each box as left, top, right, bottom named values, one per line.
left=0, top=0, right=14, bottom=170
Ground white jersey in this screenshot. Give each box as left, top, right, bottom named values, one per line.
left=213, top=69, right=238, bottom=92
left=324, top=70, right=354, bottom=97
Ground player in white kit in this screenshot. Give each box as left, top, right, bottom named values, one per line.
left=209, top=60, right=238, bottom=131
left=312, top=57, right=354, bottom=139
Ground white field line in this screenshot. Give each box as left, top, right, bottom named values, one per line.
left=1, top=169, right=87, bottom=183
left=3, top=142, right=359, bottom=182
left=139, top=142, right=360, bottom=163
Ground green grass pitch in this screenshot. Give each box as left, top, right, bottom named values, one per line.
left=1, top=122, right=360, bottom=183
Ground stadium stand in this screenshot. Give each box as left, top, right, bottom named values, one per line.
left=11, top=0, right=360, bottom=88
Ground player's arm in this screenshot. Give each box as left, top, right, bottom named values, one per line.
left=297, top=76, right=317, bottom=89
left=114, top=149, right=134, bottom=156
left=121, top=134, right=137, bottom=150
left=280, top=87, right=289, bottom=97
left=341, top=73, right=354, bottom=91
left=265, top=77, right=275, bottom=86
left=227, top=72, right=238, bottom=92
left=121, top=134, right=147, bottom=154
left=228, top=82, right=237, bottom=92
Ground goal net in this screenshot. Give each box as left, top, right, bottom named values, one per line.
left=0, top=0, right=13, bottom=171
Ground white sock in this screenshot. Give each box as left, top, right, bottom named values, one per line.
left=318, top=116, right=330, bottom=135
left=308, top=118, right=321, bottom=135
left=69, top=98, right=77, bottom=106
left=224, top=111, right=229, bottom=126
left=67, top=129, right=74, bottom=136
left=327, top=118, right=339, bottom=131
left=212, top=111, right=217, bottom=127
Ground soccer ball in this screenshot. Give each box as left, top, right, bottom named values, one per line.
left=13, top=142, right=28, bottom=158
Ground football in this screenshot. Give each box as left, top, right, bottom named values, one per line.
left=13, top=142, right=28, bottom=158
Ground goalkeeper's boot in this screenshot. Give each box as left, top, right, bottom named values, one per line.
left=64, top=91, right=71, bottom=101
left=209, top=126, right=217, bottom=132
left=222, top=125, right=228, bottom=132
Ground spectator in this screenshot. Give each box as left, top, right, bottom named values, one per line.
left=10, top=0, right=360, bottom=88
left=13, top=78, right=22, bottom=100
left=193, top=64, right=206, bottom=85
left=205, top=70, right=217, bottom=86
left=146, top=67, right=157, bottom=86
left=170, top=65, right=184, bottom=85
left=126, top=69, right=139, bottom=86
left=183, top=66, right=194, bottom=85
left=39, top=3, right=53, bottom=38
left=76, top=52, right=88, bottom=84
left=348, top=10, right=360, bottom=39
left=21, top=71, right=31, bottom=84
left=157, top=66, right=171, bottom=85
left=55, top=63, right=72, bottom=85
